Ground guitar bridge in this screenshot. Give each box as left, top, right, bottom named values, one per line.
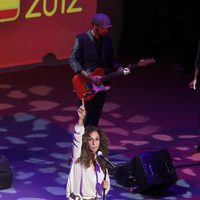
left=83, top=91, right=95, bottom=97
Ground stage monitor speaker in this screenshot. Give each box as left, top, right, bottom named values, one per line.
left=126, top=149, right=178, bottom=193
left=0, top=155, right=13, bottom=190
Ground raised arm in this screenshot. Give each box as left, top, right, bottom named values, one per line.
left=77, top=99, right=86, bottom=126
left=72, top=99, right=86, bottom=161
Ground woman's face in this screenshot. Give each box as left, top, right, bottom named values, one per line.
left=87, top=131, right=100, bottom=154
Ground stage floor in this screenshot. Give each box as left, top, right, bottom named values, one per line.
left=0, top=58, right=200, bottom=200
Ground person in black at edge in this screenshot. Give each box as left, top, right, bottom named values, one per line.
left=189, top=40, right=200, bottom=90
left=69, top=13, right=130, bottom=126
left=189, top=40, right=200, bottom=152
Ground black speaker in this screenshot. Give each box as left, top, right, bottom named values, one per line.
left=126, top=149, right=178, bottom=193
left=0, top=155, right=13, bottom=190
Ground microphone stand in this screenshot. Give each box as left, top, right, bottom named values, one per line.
left=103, top=163, right=108, bottom=200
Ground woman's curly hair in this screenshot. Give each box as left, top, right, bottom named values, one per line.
left=77, top=126, right=109, bottom=171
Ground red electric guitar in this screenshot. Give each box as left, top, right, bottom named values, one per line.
left=72, top=58, right=155, bottom=101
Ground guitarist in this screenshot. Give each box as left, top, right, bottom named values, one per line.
left=69, top=13, right=130, bottom=126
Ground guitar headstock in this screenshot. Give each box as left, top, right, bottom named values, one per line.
left=138, top=58, right=156, bottom=67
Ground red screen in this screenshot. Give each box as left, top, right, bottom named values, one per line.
left=0, top=0, right=97, bottom=69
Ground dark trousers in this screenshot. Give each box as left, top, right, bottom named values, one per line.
left=79, top=91, right=107, bottom=127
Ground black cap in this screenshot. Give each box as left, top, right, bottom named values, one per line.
left=92, top=13, right=112, bottom=28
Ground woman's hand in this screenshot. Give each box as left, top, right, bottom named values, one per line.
left=77, top=99, right=86, bottom=126
left=102, top=180, right=109, bottom=189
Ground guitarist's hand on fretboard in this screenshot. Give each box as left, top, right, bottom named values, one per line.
left=123, top=67, right=131, bottom=76
left=118, top=67, right=131, bottom=76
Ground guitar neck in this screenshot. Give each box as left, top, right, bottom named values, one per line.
left=101, top=70, right=123, bottom=82
left=101, top=64, right=137, bottom=83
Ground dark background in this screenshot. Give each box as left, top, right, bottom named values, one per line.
left=98, top=0, right=200, bottom=72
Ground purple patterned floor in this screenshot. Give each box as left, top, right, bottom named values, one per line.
left=0, top=58, right=200, bottom=200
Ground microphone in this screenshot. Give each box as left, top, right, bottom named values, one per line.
left=97, top=151, right=115, bottom=169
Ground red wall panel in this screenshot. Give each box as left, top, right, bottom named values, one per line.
left=0, top=0, right=97, bottom=69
